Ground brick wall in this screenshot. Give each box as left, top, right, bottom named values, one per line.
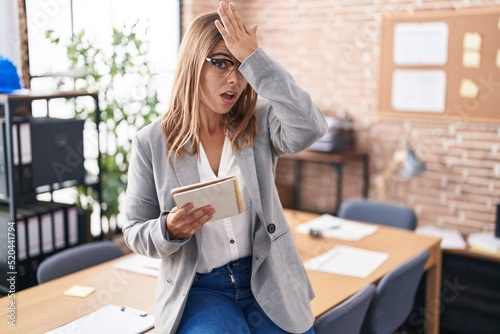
left=181, top=0, right=500, bottom=234
left=17, top=0, right=30, bottom=89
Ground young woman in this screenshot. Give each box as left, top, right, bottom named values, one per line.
left=123, top=2, right=327, bottom=333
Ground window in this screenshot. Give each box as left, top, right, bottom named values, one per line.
left=0, top=1, right=21, bottom=67
left=26, top=0, right=180, bottom=93
left=24, top=0, right=181, bottom=236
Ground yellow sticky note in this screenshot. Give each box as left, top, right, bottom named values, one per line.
left=459, top=79, right=479, bottom=99
left=496, top=50, right=500, bottom=68
left=462, top=49, right=481, bottom=68
left=463, top=32, right=482, bottom=50
left=64, top=285, right=95, bottom=298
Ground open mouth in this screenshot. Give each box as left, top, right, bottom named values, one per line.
left=221, top=91, right=237, bottom=103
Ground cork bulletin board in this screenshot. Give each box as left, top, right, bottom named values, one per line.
left=379, top=6, right=500, bottom=123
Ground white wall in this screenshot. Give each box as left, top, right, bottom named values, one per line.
left=0, top=0, right=21, bottom=69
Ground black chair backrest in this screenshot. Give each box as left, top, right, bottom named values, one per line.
left=37, top=241, right=124, bottom=284
left=338, top=198, right=417, bottom=230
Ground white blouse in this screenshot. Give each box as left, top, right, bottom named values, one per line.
left=195, top=136, right=253, bottom=273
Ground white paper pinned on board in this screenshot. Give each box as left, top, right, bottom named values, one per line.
left=393, top=22, right=449, bottom=65
left=496, top=50, right=500, bottom=68
left=391, top=69, right=447, bottom=113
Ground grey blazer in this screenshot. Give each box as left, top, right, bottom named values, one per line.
left=123, top=48, right=328, bottom=334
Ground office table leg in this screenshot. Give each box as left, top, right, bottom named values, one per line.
left=333, top=163, right=342, bottom=214
left=362, top=155, right=369, bottom=198
left=292, top=160, right=303, bottom=210
left=424, top=243, right=442, bottom=334
left=286, top=154, right=368, bottom=214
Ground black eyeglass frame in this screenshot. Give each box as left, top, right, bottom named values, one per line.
left=205, top=57, right=241, bottom=77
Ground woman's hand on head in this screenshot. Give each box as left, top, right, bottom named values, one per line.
left=215, top=1, right=258, bottom=62
left=166, top=203, right=215, bottom=240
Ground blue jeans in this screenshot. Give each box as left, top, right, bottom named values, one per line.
left=177, top=257, right=315, bottom=334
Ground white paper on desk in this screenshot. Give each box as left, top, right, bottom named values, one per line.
left=113, top=254, right=161, bottom=277
left=467, top=232, right=500, bottom=253
left=45, top=304, right=154, bottom=334
left=304, top=246, right=389, bottom=278
left=416, top=225, right=466, bottom=249
left=295, top=214, right=378, bottom=241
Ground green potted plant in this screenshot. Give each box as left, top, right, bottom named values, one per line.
left=46, top=21, right=163, bottom=238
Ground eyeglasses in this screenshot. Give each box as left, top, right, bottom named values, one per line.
left=205, top=57, right=241, bottom=77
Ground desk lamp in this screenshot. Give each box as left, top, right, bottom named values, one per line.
left=375, top=146, right=426, bottom=200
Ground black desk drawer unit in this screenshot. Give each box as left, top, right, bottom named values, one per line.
left=439, top=252, right=500, bottom=334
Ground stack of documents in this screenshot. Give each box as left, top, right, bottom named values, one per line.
left=416, top=225, right=467, bottom=249
left=295, top=214, right=378, bottom=241
left=467, top=232, right=500, bottom=255
left=304, top=245, right=389, bottom=278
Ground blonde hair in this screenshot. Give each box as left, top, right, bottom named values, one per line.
left=161, top=12, right=258, bottom=160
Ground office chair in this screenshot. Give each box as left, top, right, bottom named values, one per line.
left=0, top=284, right=9, bottom=297
left=360, top=250, right=430, bottom=334
left=37, top=240, right=124, bottom=284
left=314, top=284, right=376, bottom=334
left=337, top=198, right=417, bottom=230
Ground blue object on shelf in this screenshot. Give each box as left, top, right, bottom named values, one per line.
left=0, top=55, right=22, bottom=93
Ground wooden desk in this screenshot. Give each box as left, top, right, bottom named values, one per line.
left=0, top=255, right=158, bottom=333
left=0, top=209, right=441, bottom=334
left=284, top=209, right=442, bottom=334
left=280, top=150, right=369, bottom=214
